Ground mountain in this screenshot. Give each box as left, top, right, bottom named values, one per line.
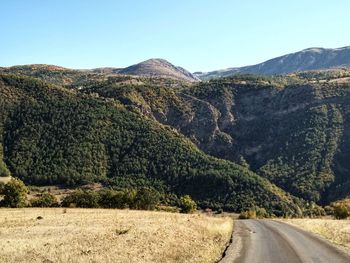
left=3, top=64, right=350, bottom=214
left=1, top=59, right=200, bottom=83
left=0, top=73, right=300, bottom=215
left=117, top=58, right=200, bottom=82
left=82, top=70, right=350, bottom=205
left=196, top=46, right=350, bottom=79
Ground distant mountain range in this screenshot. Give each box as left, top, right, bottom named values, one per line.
left=5, top=46, right=350, bottom=82
left=195, top=46, right=350, bottom=80
left=92, top=58, right=200, bottom=82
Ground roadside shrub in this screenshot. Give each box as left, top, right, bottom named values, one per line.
left=303, top=203, right=326, bottom=218
left=31, top=192, right=59, bottom=207
left=179, top=195, right=197, bottom=213
left=239, top=209, right=257, bottom=219
left=333, top=205, right=349, bottom=219
left=0, top=178, right=28, bottom=208
left=61, top=189, right=100, bottom=208
left=324, top=205, right=334, bottom=215
left=255, top=207, right=269, bottom=218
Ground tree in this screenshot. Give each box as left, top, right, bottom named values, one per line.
left=179, top=195, right=197, bottom=213
left=31, top=192, right=58, bottom=207
left=133, top=188, right=160, bottom=210
left=61, top=189, right=99, bottom=208
left=0, top=178, right=28, bottom=208
left=98, top=189, right=129, bottom=208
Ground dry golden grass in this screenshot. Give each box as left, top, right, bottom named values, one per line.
left=0, top=208, right=232, bottom=263
left=282, top=219, right=350, bottom=250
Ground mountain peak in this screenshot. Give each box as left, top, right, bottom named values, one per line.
left=301, top=47, right=325, bottom=53
left=119, top=58, right=199, bottom=82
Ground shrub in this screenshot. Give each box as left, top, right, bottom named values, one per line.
left=133, top=188, right=160, bottom=210
left=31, top=192, right=59, bottom=207
left=324, top=205, right=334, bottom=215
left=98, top=189, right=129, bottom=209
left=333, top=205, right=349, bottom=219
left=179, top=195, right=197, bottom=213
left=0, top=178, right=28, bottom=208
left=239, top=210, right=257, bottom=219
left=255, top=207, right=269, bottom=218
left=61, top=189, right=100, bottom=208
left=0, top=160, right=10, bottom=177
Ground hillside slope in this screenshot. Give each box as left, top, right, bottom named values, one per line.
left=4, top=66, right=350, bottom=207
left=118, top=59, right=200, bottom=82
left=0, top=74, right=300, bottom=215
left=197, top=46, right=350, bottom=79
left=82, top=72, right=350, bottom=204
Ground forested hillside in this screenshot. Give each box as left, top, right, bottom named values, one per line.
left=2, top=66, right=350, bottom=213
left=76, top=71, right=350, bottom=205
left=0, top=74, right=301, bottom=215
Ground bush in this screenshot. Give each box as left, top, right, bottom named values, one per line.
left=255, top=207, right=269, bottom=218
left=61, top=189, right=100, bottom=208
left=239, top=210, right=257, bottom=219
left=333, top=205, right=349, bottom=219
left=0, top=160, right=10, bottom=177
left=31, top=192, right=58, bottom=207
left=133, top=188, right=160, bottom=210
left=0, top=178, right=28, bottom=208
left=324, top=205, right=334, bottom=215
left=98, top=189, right=129, bottom=208
left=179, top=195, right=197, bottom=213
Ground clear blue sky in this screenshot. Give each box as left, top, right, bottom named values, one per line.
left=1, top=0, right=349, bottom=72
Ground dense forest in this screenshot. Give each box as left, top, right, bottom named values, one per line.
left=0, top=73, right=302, bottom=215
left=2, top=66, right=350, bottom=215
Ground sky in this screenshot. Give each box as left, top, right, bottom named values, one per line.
left=1, top=0, right=350, bottom=72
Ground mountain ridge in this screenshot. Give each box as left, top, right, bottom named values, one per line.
left=1, top=59, right=200, bottom=83
left=195, top=46, right=350, bottom=79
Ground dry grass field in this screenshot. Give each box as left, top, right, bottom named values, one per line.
left=282, top=219, right=350, bottom=250
left=0, top=208, right=233, bottom=263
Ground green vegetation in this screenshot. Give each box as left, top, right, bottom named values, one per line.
left=63, top=188, right=161, bottom=210
left=330, top=198, right=350, bottom=219
left=179, top=195, right=197, bottom=213
left=0, top=178, right=28, bottom=207
left=0, top=160, right=10, bottom=177
left=0, top=74, right=301, bottom=216
left=61, top=189, right=100, bottom=208
left=238, top=210, right=257, bottom=219
left=3, top=66, right=350, bottom=215
left=30, top=192, right=59, bottom=207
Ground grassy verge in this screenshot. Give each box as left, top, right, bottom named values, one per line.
left=282, top=219, right=350, bottom=250
left=0, top=208, right=232, bottom=263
